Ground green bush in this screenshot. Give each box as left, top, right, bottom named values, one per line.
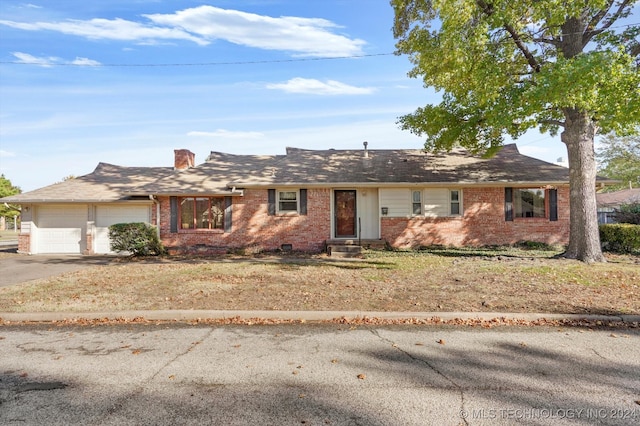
left=108, top=222, right=165, bottom=256
left=614, top=202, right=640, bottom=225
left=599, top=223, right=640, bottom=254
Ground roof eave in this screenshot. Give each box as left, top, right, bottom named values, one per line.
left=227, top=180, right=573, bottom=188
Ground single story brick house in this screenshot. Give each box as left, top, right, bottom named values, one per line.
left=3, top=143, right=608, bottom=255
left=596, top=188, right=640, bottom=224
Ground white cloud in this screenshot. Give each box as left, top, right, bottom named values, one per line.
left=266, top=77, right=375, bottom=95
left=1, top=17, right=208, bottom=45
left=10, top=52, right=59, bottom=67
left=11, top=52, right=100, bottom=67
left=144, top=6, right=365, bottom=57
left=0, top=150, right=16, bottom=158
left=71, top=57, right=101, bottom=66
left=0, top=5, right=365, bottom=57
left=187, top=129, right=264, bottom=139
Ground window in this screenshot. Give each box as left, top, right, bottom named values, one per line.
left=278, top=190, right=298, bottom=213
left=450, top=190, right=461, bottom=215
left=412, top=190, right=422, bottom=215
left=514, top=188, right=545, bottom=218
left=180, top=197, right=224, bottom=229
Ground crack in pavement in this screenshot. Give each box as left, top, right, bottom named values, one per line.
left=369, top=328, right=469, bottom=426
left=97, top=327, right=216, bottom=422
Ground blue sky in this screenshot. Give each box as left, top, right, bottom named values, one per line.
left=0, top=1, right=626, bottom=192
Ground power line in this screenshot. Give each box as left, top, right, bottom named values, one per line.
left=1, top=22, right=636, bottom=68
left=0, top=52, right=396, bottom=67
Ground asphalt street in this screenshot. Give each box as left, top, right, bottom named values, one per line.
left=1, top=323, right=639, bottom=425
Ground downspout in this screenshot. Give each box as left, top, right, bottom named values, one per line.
left=149, top=195, right=160, bottom=239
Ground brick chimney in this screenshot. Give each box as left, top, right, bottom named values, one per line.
left=174, top=149, right=195, bottom=170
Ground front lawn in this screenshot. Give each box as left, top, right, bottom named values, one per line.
left=0, top=247, right=638, bottom=315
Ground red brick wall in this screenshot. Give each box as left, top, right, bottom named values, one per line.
left=18, top=234, right=30, bottom=253
left=381, top=186, right=570, bottom=248
left=158, top=186, right=570, bottom=253
left=158, top=188, right=332, bottom=254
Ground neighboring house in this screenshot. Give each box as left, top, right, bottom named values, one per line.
left=596, top=188, right=640, bottom=224
left=1, top=143, right=613, bottom=255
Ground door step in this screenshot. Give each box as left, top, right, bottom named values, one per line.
left=326, top=245, right=362, bottom=258
left=325, top=239, right=387, bottom=250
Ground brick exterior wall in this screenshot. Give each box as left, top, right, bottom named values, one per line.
left=158, top=188, right=332, bottom=254
left=18, top=234, right=30, bottom=253
left=158, top=186, right=570, bottom=253
left=381, top=186, right=570, bottom=248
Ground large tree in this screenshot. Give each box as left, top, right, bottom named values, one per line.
left=392, top=0, right=640, bottom=262
left=597, top=133, right=640, bottom=190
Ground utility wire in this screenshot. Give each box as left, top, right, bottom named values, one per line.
left=1, top=22, right=636, bottom=67
left=0, top=52, right=396, bottom=67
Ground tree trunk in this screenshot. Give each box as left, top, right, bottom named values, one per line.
left=561, top=108, right=606, bottom=263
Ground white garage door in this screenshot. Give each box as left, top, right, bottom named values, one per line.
left=95, top=205, right=151, bottom=254
left=35, top=205, right=87, bottom=254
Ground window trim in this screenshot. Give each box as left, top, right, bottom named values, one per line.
left=178, top=196, right=225, bottom=230
left=449, top=189, right=462, bottom=216
left=411, top=190, right=423, bottom=216
left=513, top=188, right=546, bottom=219
left=276, top=189, right=300, bottom=214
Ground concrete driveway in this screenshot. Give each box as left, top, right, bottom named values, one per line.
left=0, top=248, right=116, bottom=287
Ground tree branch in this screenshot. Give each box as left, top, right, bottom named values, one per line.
left=583, top=0, right=633, bottom=46
left=504, top=24, right=542, bottom=73
left=541, top=119, right=565, bottom=128
left=476, top=0, right=541, bottom=73
left=532, top=37, right=561, bottom=47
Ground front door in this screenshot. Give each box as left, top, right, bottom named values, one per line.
left=335, top=190, right=357, bottom=238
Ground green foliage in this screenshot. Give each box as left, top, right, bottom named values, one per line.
left=614, top=202, right=640, bottom=225
left=391, top=0, right=640, bottom=152
left=597, top=133, right=640, bottom=191
left=0, top=175, right=21, bottom=218
left=392, top=0, right=640, bottom=262
left=108, top=222, right=165, bottom=256
left=599, top=223, right=640, bottom=253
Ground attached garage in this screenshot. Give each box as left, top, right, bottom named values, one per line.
left=34, top=205, right=87, bottom=254
left=94, top=205, right=151, bottom=254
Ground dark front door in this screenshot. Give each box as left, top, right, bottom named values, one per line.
left=335, top=190, right=357, bottom=238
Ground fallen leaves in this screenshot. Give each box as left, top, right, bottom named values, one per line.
left=436, top=339, right=446, bottom=345
left=0, top=315, right=638, bottom=329
left=357, top=374, right=366, bottom=380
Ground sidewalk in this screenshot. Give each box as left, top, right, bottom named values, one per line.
left=2, top=309, right=639, bottom=324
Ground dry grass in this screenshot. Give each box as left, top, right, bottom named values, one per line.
left=1, top=247, right=638, bottom=315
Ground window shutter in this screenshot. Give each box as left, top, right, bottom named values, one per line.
left=299, top=189, right=307, bottom=215
left=170, top=196, right=178, bottom=233
left=549, top=189, right=558, bottom=221
left=268, top=189, right=276, bottom=215
left=224, top=196, right=232, bottom=232
left=505, top=188, right=513, bottom=222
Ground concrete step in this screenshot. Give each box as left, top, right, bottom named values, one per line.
left=325, top=239, right=387, bottom=249
left=327, top=245, right=362, bottom=258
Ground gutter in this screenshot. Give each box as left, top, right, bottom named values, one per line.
left=224, top=181, right=576, bottom=189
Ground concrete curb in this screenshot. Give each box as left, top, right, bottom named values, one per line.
left=1, top=310, right=639, bottom=324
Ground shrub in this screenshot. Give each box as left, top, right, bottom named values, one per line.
left=614, top=202, right=640, bottom=225
left=599, top=223, right=640, bottom=254
left=108, top=222, right=165, bottom=256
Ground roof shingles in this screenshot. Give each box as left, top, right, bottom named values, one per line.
left=4, top=144, right=612, bottom=203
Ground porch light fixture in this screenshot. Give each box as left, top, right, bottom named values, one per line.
left=381, top=207, right=389, bottom=216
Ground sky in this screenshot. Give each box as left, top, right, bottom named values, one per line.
left=0, top=1, right=634, bottom=192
